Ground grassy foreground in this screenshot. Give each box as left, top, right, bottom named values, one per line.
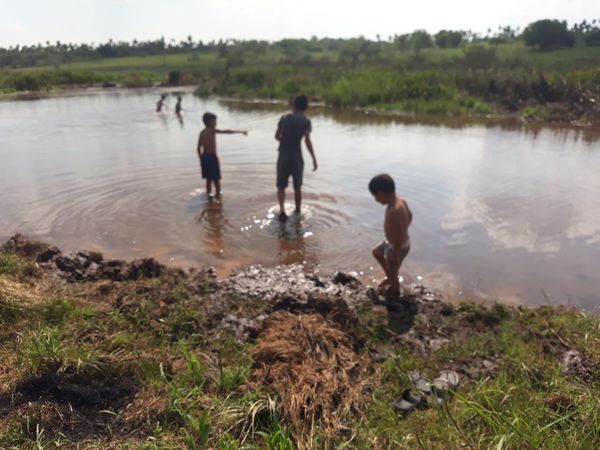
left=0, top=236, right=599, bottom=449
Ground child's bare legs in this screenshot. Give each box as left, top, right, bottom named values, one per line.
left=215, top=180, right=221, bottom=197
left=372, top=244, right=391, bottom=289
left=372, top=243, right=409, bottom=296
left=277, top=188, right=287, bottom=220
left=294, top=188, right=302, bottom=214
left=206, top=179, right=212, bottom=196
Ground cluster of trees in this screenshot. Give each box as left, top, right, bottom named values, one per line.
left=2, top=19, right=600, bottom=70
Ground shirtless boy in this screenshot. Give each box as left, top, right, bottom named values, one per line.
left=197, top=112, right=247, bottom=198
left=369, top=174, right=413, bottom=296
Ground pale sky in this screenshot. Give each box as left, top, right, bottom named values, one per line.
left=1, top=0, right=599, bottom=47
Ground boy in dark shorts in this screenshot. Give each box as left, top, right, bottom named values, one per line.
left=197, top=112, right=247, bottom=198
left=275, top=95, right=318, bottom=221
left=156, top=93, right=167, bottom=112
left=369, top=174, right=413, bottom=296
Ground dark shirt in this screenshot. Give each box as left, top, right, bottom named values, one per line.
left=278, top=113, right=311, bottom=158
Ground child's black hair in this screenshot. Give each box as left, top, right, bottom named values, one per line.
left=293, top=95, right=309, bottom=111
left=368, top=174, right=395, bottom=194
left=203, top=112, right=217, bottom=126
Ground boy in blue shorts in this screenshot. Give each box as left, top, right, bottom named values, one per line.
left=274, top=95, right=318, bottom=221
left=197, top=112, right=247, bottom=198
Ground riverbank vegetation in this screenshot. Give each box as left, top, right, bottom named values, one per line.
left=1, top=234, right=599, bottom=449
left=2, top=18, right=600, bottom=121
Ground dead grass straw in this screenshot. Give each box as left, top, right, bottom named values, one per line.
left=250, top=311, right=372, bottom=446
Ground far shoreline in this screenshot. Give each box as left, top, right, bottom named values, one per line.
left=3, top=83, right=600, bottom=134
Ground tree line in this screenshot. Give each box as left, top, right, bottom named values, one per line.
left=1, top=19, right=600, bottom=69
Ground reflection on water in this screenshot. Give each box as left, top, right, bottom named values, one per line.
left=196, top=199, right=227, bottom=258
left=1, top=88, right=600, bottom=310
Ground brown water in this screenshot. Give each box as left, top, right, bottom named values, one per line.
left=1, top=89, right=599, bottom=310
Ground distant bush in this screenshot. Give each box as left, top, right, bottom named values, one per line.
left=462, top=46, right=498, bottom=69
left=0, top=70, right=159, bottom=92
left=523, top=20, right=576, bottom=50
left=584, top=30, right=600, bottom=46
left=435, top=30, right=465, bottom=48
left=324, top=69, right=450, bottom=107
left=230, top=69, right=266, bottom=89
left=409, top=30, right=434, bottom=52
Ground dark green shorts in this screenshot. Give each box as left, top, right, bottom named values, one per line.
left=277, top=155, right=304, bottom=190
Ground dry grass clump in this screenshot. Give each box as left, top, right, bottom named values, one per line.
left=250, top=311, right=373, bottom=445
left=0, top=278, right=44, bottom=307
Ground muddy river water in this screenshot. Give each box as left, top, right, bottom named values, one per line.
left=1, top=89, right=599, bottom=310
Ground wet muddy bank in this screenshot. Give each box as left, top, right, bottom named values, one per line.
left=2, top=233, right=593, bottom=375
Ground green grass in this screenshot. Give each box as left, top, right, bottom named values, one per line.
left=22, top=51, right=219, bottom=74
left=0, top=254, right=24, bottom=275
left=13, top=42, right=600, bottom=74
left=17, top=327, right=64, bottom=373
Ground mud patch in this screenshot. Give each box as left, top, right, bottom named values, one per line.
left=2, top=233, right=169, bottom=282
left=250, top=311, right=373, bottom=444
left=0, top=367, right=139, bottom=439
left=1, top=234, right=52, bottom=259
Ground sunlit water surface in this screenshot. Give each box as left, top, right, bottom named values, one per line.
left=1, top=89, right=599, bottom=310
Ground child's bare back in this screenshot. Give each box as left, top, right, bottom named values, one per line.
left=198, top=128, right=217, bottom=156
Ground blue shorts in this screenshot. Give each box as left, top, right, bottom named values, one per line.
left=201, top=153, right=221, bottom=181
left=277, top=154, right=303, bottom=190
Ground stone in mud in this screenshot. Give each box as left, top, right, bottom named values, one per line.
left=186, top=268, right=219, bottom=294
left=96, top=260, right=127, bottom=281
left=126, top=258, right=165, bottom=280
left=221, top=314, right=267, bottom=341
left=561, top=349, right=595, bottom=382
left=332, top=271, right=360, bottom=287
left=52, top=255, right=87, bottom=281
left=78, top=251, right=104, bottom=264
left=428, top=337, right=450, bottom=352
left=37, top=246, right=62, bottom=263
left=113, top=294, right=142, bottom=313
left=442, top=355, right=502, bottom=380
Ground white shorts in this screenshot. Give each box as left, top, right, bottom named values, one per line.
left=376, top=240, right=410, bottom=273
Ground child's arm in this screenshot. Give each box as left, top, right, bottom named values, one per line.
left=304, top=131, right=317, bottom=171
left=216, top=129, right=248, bottom=136
left=275, top=124, right=283, bottom=142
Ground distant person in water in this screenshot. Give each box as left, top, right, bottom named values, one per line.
left=197, top=112, right=247, bottom=198
left=275, top=94, right=317, bottom=221
left=175, top=96, right=183, bottom=115
left=369, top=174, right=413, bottom=297
left=156, top=94, right=167, bottom=112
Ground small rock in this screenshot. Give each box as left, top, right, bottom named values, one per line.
left=332, top=271, right=359, bottom=286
